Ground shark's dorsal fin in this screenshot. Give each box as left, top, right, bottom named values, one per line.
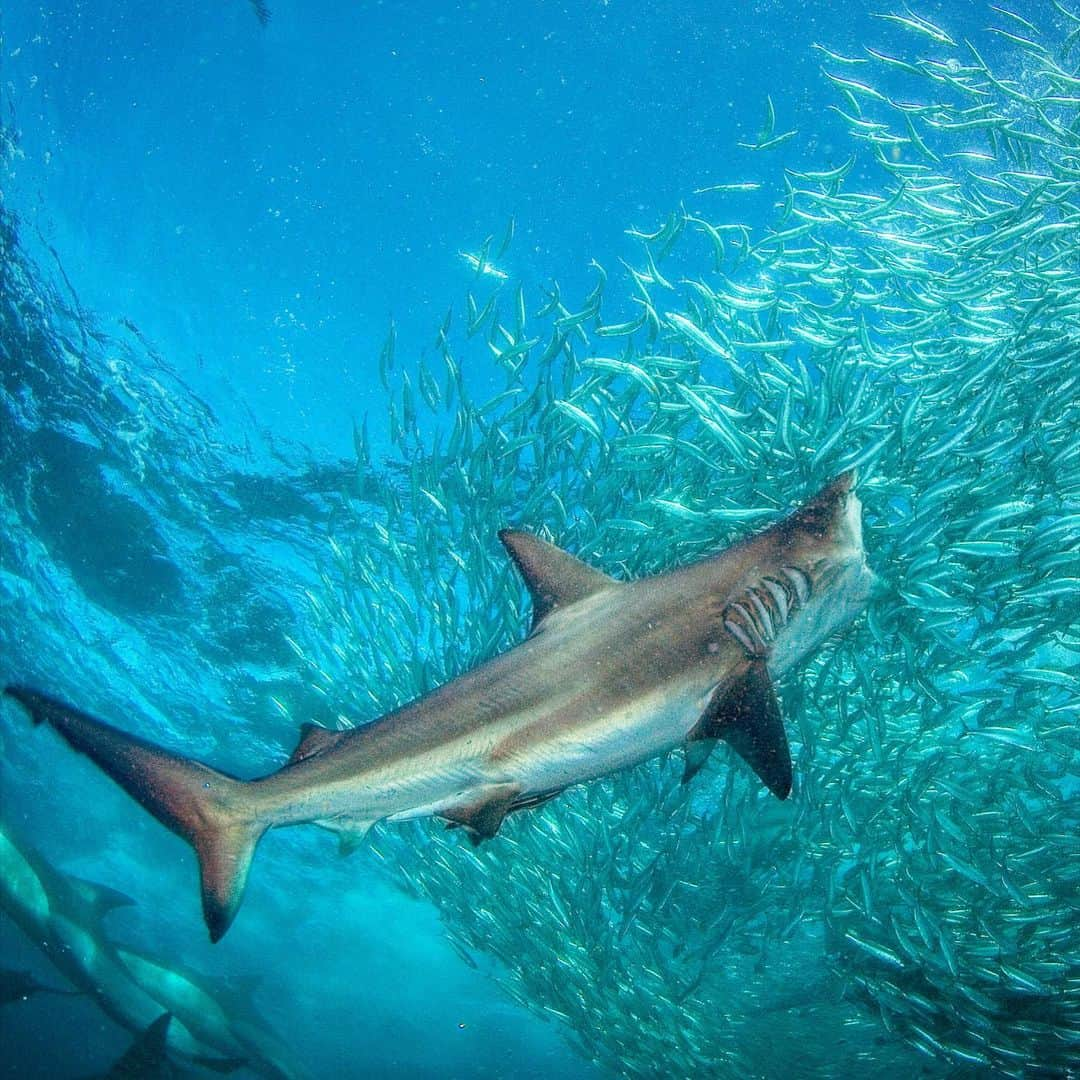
left=689, top=661, right=792, bottom=799
left=287, top=722, right=341, bottom=766
left=499, top=529, right=614, bottom=628
left=441, top=783, right=521, bottom=845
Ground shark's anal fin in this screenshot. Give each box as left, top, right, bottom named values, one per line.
left=689, top=661, right=792, bottom=799
left=314, top=816, right=375, bottom=857
left=498, top=530, right=615, bottom=629
left=441, top=783, right=521, bottom=845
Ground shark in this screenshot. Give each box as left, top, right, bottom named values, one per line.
left=5, top=471, right=875, bottom=943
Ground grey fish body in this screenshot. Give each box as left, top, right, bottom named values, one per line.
left=6, top=472, right=873, bottom=941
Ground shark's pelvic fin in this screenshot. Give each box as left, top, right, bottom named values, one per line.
left=509, top=787, right=564, bottom=813
left=498, top=529, right=615, bottom=629
left=688, top=661, right=793, bottom=800
left=441, top=782, right=522, bottom=844
left=4, top=686, right=266, bottom=943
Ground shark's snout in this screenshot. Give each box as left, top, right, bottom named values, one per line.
left=811, top=471, right=857, bottom=519
left=783, top=471, right=862, bottom=551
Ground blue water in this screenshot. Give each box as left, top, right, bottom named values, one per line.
left=4, top=0, right=935, bottom=454
left=0, top=1, right=1067, bottom=1077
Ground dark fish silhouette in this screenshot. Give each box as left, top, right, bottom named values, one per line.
left=0, top=965, right=81, bottom=1006
left=100, top=1013, right=176, bottom=1080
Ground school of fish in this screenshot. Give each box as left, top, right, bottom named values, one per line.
left=289, top=8, right=1080, bottom=1078
left=1, top=4, right=1078, bottom=1079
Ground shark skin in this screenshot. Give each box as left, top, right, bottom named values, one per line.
left=5, top=472, right=876, bottom=942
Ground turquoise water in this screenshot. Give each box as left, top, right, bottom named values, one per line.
left=1, top=2, right=1078, bottom=1077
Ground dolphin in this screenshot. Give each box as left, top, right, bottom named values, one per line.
left=0, top=824, right=298, bottom=1078
left=5, top=472, right=875, bottom=942
left=93, top=1012, right=245, bottom=1079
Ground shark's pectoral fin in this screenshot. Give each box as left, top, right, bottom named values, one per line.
left=690, top=661, right=792, bottom=800
left=498, top=529, right=615, bottom=629
left=681, top=738, right=717, bottom=785
left=441, top=783, right=521, bottom=845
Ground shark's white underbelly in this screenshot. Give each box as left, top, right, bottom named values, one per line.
left=501, top=681, right=710, bottom=795
left=359, top=677, right=712, bottom=827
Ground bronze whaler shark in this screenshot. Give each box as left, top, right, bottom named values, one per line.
left=5, top=472, right=875, bottom=942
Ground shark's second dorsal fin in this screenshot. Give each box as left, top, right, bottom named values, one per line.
left=689, top=661, right=792, bottom=800
left=498, top=529, right=614, bottom=629
left=288, top=722, right=341, bottom=766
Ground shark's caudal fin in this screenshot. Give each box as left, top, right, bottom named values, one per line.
left=4, top=686, right=265, bottom=943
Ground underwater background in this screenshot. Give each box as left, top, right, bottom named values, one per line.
left=1, top=1, right=1078, bottom=1077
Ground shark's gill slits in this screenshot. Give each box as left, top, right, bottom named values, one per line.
left=724, top=565, right=814, bottom=657
left=745, top=589, right=776, bottom=640
left=722, top=611, right=762, bottom=656
left=780, top=565, right=812, bottom=606
left=761, top=576, right=791, bottom=624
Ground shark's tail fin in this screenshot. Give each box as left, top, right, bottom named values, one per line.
left=4, top=685, right=265, bottom=943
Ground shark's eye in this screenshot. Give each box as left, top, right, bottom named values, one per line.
left=794, top=503, right=830, bottom=537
